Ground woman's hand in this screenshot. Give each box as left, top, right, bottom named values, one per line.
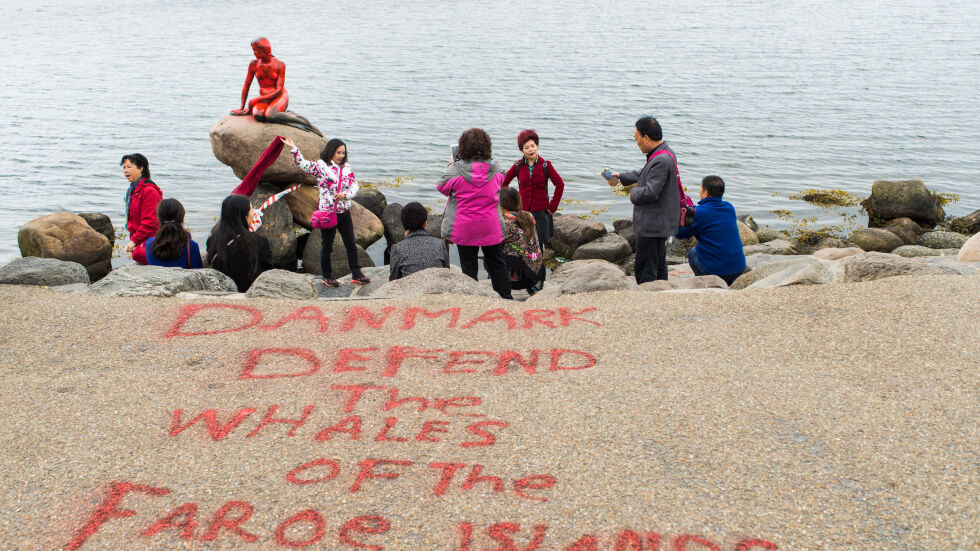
left=125, top=241, right=136, bottom=253
left=608, top=172, right=620, bottom=186
left=335, top=192, right=347, bottom=201
left=280, top=137, right=296, bottom=148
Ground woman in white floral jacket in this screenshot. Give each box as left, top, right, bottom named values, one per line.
left=281, top=137, right=370, bottom=286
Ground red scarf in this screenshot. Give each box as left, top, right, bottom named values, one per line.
left=231, top=136, right=286, bottom=196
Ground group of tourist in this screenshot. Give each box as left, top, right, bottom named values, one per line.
left=120, top=117, right=747, bottom=296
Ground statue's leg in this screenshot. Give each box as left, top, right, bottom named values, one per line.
left=251, top=103, right=270, bottom=122
left=262, top=92, right=322, bottom=136
left=265, top=111, right=323, bottom=137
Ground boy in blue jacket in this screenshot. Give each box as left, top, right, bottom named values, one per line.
left=675, top=175, right=746, bottom=285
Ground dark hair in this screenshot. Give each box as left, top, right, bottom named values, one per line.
left=457, top=128, right=492, bottom=161
left=207, top=195, right=259, bottom=276
left=320, top=138, right=348, bottom=165
left=517, top=129, right=539, bottom=150
left=701, top=175, right=725, bottom=197
left=635, top=117, right=663, bottom=141
left=251, top=37, right=272, bottom=55
left=499, top=186, right=536, bottom=241
left=119, top=153, right=151, bottom=181
left=150, top=198, right=190, bottom=261
left=400, top=202, right=429, bottom=232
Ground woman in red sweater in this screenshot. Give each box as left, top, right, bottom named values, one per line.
left=120, top=153, right=162, bottom=264
left=501, top=129, right=564, bottom=249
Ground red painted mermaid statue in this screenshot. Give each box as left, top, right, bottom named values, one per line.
left=230, top=37, right=322, bottom=136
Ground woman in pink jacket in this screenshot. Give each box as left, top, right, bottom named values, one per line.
left=437, top=128, right=512, bottom=299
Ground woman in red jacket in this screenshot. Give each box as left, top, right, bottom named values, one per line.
left=120, top=153, right=162, bottom=264
left=501, top=129, right=565, bottom=250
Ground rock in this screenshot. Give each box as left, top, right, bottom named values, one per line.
left=0, top=257, right=90, bottom=286
left=87, top=265, right=237, bottom=297
left=949, top=209, right=980, bottom=235
left=841, top=252, right=949, bottom=282
left=621, top=253, right=635, bottom=276
left=915, top=231, right=969, bottom=250
left=209, top=115, right=326, bottom=186
left=957, top=232, right=980, bottom=262
left=639, top=280, right=673, bottom=292
left=426, top=213, right=443, bottom=239
left=612, top=219, right=636, bottom=251
left=250, top=184, right=297, bottom=270
left=301, top=229, right=374, bottom=277
left=382, top=203, right=405, bottom=248
left=314, top=266, right=393, bottom=299
left=755, top=227, right=792, bottom=244
left=526, top=259, right=636, bottom=301
left=668, top=262, right=694, bottom=277
left=849, top=228, right=903, bottom=253
left=666, top=255, right=687, bottom=265
left=175, top=291, right=246, bottom=300
left=920, top=256, right=980, bottom=275
left=745, top=260, right=842, bottom=289
left=282, top=184, right=319, bottom=229
left=666, top=236, right=694, bottom=257
left=17, top=211, right=112, bottom=281
left=731, top=256, right=841, bottom=290
left=744, top=253, right=796, bottom=270
left=812, top=237, right=851, bottom=252
left=571, top=233, right=633, bottom=264
left=350, top=202, right=385, bottom=249
left=352, top=189, right=388, bottom=219
left=860, top=179, right=944, bottom=227
left=737, top=214, right=758, bottom=232
left=294, top=199, right=384, bottom=249
left=641, top=275, right=728, bottom=292
left=891, top=245, right=946, bottom=258
left=743, top=239, right=797, bottom=256
left=49, top=283, right=90, bottom=294
left=77, top=213, right=115, bottom=246
left=370, top=267, right=498, bottom=298
left=882, top=217, right=921, bottom=245
left=737, top=221, right=759, bottom=246
left=813, top=247, right=864, bottom=261
left=336, top=266, right=391, bottom=297
left=245, top=269, right=318, bottom=299
left=550, top=215, right=607, bottom=258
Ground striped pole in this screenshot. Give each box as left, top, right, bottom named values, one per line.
left=249, top=185, right=301, bottom=231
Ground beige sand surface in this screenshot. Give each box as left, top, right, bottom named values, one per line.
left=0, top=275, right=977, bottom=550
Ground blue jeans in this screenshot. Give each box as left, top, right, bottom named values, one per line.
left=687, top=246, right=740, bottom=286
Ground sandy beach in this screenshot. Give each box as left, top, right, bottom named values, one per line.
left=0, top=275, right=977, bottom=550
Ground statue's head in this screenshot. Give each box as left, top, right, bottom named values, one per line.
left=251, top=37, right=272, bottom=58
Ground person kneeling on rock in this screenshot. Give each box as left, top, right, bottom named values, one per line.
left=388, top=202, right=449, bottom=281
left=674, top=175, right=746, bottom=285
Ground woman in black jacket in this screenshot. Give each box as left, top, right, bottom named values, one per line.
left=206, top=195, right=273, bottom=292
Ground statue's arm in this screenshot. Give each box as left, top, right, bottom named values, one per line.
left=237, top=61, right=257, bottom=110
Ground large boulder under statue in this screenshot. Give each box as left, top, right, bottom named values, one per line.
left=209, top=115, right=326, bottom=187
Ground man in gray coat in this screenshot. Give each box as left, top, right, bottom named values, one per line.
left=611, top=117, right=680, bottom=283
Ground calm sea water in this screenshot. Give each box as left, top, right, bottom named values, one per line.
left=1, top=0, right=978, bottom=265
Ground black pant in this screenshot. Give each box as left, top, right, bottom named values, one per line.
left=458, top=243, right=513, bottom=299
left=635, top=236, right=668, bottom=283
left=530, top=210, right=553, bottom=248
left=320, top=211, right=361, bottom=278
